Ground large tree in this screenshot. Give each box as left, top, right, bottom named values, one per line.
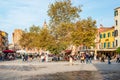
left=19, top=0, right=97, bottom=55
left=71, top=17, right=97, bottom=47
left=37, top=27, right=55, bottom=50
left=48, top=0, right=82, bottom=54
left=48, top=0, right=97, bottom=55
left=19, top=25, right=41, bottom=49
left=116, top=47, right=120, bottom=54
left=48, top=0, right=81, bottom=26
left=19, top=25, right=56, bottom=54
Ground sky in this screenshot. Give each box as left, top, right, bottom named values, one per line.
left=0, top=0, right=120, bottom=43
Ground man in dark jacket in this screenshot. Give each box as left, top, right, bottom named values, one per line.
left=108, top=54, right=111, bottom=64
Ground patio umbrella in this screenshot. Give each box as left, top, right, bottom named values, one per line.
left=0, top=51, right=2, bottom=53
left=16, top=50, right=26, bottom=54
left=64, top=50, right=72, bottom=55
left=2, top=50, right=15, bottom=53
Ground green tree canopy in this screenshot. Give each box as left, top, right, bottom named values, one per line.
left=19, top=25, right=56, bottom=54
left=116, top=47, right=120, bottom=54
left=48, top=0, right=81, bottom=26
left=19, top=0, right=97, bottom=55
left=19, top=25, right=41, bottom=49
left=38, top=27, right=55, bottom=50
left=47, top=0, right=82, bottom=53
left=48, top=0, right=81, bottom=41
left=71, top=17, right=97, bottom=47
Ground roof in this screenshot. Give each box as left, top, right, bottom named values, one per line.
left=98, top=26, right=114, bottom=33
left=114, top=7, right=120, bottom=10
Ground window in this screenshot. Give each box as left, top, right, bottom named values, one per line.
left=104, top=42, right=106, bottom=48
left=108, top=42, right=110, bottom=48
left=101, top=43, right=103, bottom=49
left=116, top=40, right=118, bottom=46
left=112, top=41, right=114, bottom=48
left=108, top=32, right=110, bottom=37
left=100, top=34, right=102, bottom=38
left=103, top=33, right=106, bottom=38
left=116, top=20, right=118, bottom=26
left=114, top=30, right=118, bottom=37
left=112, top=32, right=114, bottom=36
left=114, top=10, right=118, bottom=16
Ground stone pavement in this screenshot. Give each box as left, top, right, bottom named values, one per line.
left=0, top=59, right=120, bottom=80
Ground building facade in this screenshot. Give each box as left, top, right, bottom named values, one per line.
left=99, top=26, right=115, bottom=49
left=12, top=29, right=23, bottom=50
left=0, top=30, right=8, bottom=51
left=114, top=7, right=120, bottom=47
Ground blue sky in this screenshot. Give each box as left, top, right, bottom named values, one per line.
left=0, top=0, right=120, bottom=43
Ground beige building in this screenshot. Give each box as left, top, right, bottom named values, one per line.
left=12, top=29, right=23, bottom=50
left=114, top=7, right=120, bottom=47
left=0, top=30, right=8, bottom=51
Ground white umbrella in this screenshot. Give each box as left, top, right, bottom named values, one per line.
left=0, top=51, right=2, bottom=53
left=16, top=50, right=26, bottom=54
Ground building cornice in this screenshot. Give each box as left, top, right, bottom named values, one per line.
left=114, top=7, right=120, bottom=10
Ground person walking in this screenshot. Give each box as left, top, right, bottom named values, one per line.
left=89, top=53, right=92, bottom=63
left=107, top=54, right=111, bottom=64
left=85, top=53, right=89, bottom=64
left=101, top=54, right=105, bottom=62
left=80, top=55, right=85, bottom=63
left=116, top=54, right=120, bottom=63
left=22, top=54, right=25, bottom=61
left=45, top=53, right=48, bottom=62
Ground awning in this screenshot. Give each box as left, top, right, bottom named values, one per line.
left=82, top=49, right=116, bottom=52
left=97, top=49, right=116, bottom=51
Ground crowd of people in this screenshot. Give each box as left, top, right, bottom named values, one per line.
left=21, top=53, right=62, bottom=62
left=0, top=52, right=16, bottom=61
left=79, top=52, right=94, bottom=64
left=0, top=51, right=120, bottom=64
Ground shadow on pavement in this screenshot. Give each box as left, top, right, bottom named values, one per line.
left=93, top=63, right=120, bottom=80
